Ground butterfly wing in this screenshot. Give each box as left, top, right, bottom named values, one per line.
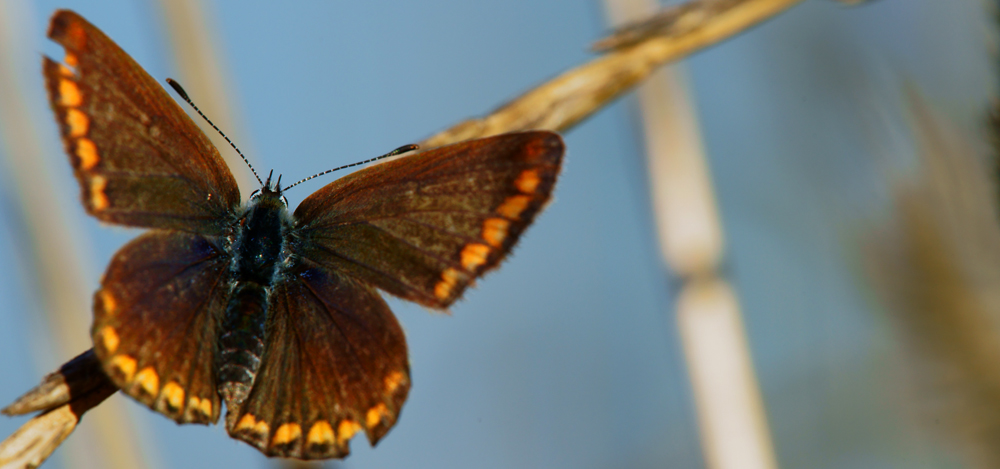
left=92, top=231, right=229, bottom=424
left=292, top=131, right=564, bottom=308
left=225, top=260, right=410, bottom=459
left=44, top=10, right=240, bottom=235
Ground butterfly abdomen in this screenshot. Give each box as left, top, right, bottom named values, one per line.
left=217, top=283, right=268, bottom=407
left=217, top=192, right=289, bottom=410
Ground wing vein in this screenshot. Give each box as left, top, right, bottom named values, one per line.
left=304, top=208, right=499, bottom=231
left=303, top=242, right=437, bottom=303
left=181, top=260, right=229, bottom=416
left=299, top=276, right=381, bottom=413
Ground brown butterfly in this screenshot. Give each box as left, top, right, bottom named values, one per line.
left=42, top=9, right=564, bottom=460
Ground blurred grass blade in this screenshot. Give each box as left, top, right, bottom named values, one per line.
left=866, top=87, right=1000, bottom=468
left=157, top=0, right=257, bottom=193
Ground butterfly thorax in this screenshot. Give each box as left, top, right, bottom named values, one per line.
left=217, top=189, right=290, bottom=412
left=233, top=192, right=288, bottom=283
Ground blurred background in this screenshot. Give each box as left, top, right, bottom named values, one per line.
left=0, top=0, right=997, bottom=468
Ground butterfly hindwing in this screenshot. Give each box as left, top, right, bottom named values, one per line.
left=292, top=131, right=564, bottom=308
left=44, top=10, right=240, bottom=235
left=226, top=260, right=410, bottom=459
left=92, top=230, right=229, bottom=424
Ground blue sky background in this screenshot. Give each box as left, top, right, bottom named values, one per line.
left=0, top=1, right=994, bottom=468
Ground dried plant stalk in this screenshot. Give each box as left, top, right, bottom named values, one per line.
left=602, top=0, right=778, bottom=467
left=0, top=352, right=117, bottom=469
left=0, top=384, right=117, bottom=469
left=421, top=0, right=805, bottom=148
left=2, top=351, right=110, bottom=417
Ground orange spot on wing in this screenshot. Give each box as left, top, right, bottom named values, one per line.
left=90, top=175, right=108, bottom=210
left=188, top=396, right=201, bottom=414
left=97, top=326, right=119, bottom=354
left=58, top=64, right=74, bottom=77
left=161, top=381, right=185, bottom=411
left=514, top=169, right=541, bottom=194
left=384, top=371, right=406, bottom=394
left=460, top=243, right=490, bottom=271
left=433, top=268, right=462, bottom=301
left=109, top=355, right=137, bottom=382
left=336, top=420, right=361, bottom=444
left=199, top=398, right=212, bottom=418
left=66, top=108, right=89, bottom=137
left=64, top=53, right=79, bottom=67
left=134, top=367, right=160, bottom=397
left=76, top=138, right=98, bottom=170
left=496, top=195, right=531, bottom=219
left=58, top=79, right=82, bottom=107
left=235, top=413, right=270, bottom=438
left=307, top=421, right=334, bottom=446
left=254, top=419, right=270, bottom=436
left=482, top=218, right=510, bottom=248
left=272, top=423, right=302, bottom=445
left=366, top=403, right=389, bottom=428
left=97, top=290, right=117, bottom=316
left=235, top=414, right=258, bottom=432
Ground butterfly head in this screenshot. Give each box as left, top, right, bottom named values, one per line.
left=248, top=170, right=289, bottom=207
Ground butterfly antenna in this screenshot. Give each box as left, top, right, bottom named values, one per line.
left=166, top=78, right=263, bottom=186
left=283, top=143, right=419, bottom=192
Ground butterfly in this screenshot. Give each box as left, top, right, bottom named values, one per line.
left=42, top=10, right=564, bottom=459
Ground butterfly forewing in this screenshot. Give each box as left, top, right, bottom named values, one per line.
left=292, top=131, right=564, bottom=308
left=93, top=231, right=228, bottom=424
left=226, top=260, right=410, bottom=459
left=44, top=10, right=240, bottom=235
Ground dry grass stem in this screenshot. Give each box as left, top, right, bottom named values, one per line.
left=421, top=0, right=805, bottom=149
left=601, top=0, right=779, bottom=467
left=0, top=381, right=117, bottom=469
left=0, top=351, right=116, bottom=469
left=2, top=351, right=110, bottom=417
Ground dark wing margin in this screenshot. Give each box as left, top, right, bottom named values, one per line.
left=292, top=131, right=565, bottom=309
left=92, top=231, right=229, bottom=424
left=226, top=260, right=410, bottom=459
left=44, top=10, right=240, bottom=235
